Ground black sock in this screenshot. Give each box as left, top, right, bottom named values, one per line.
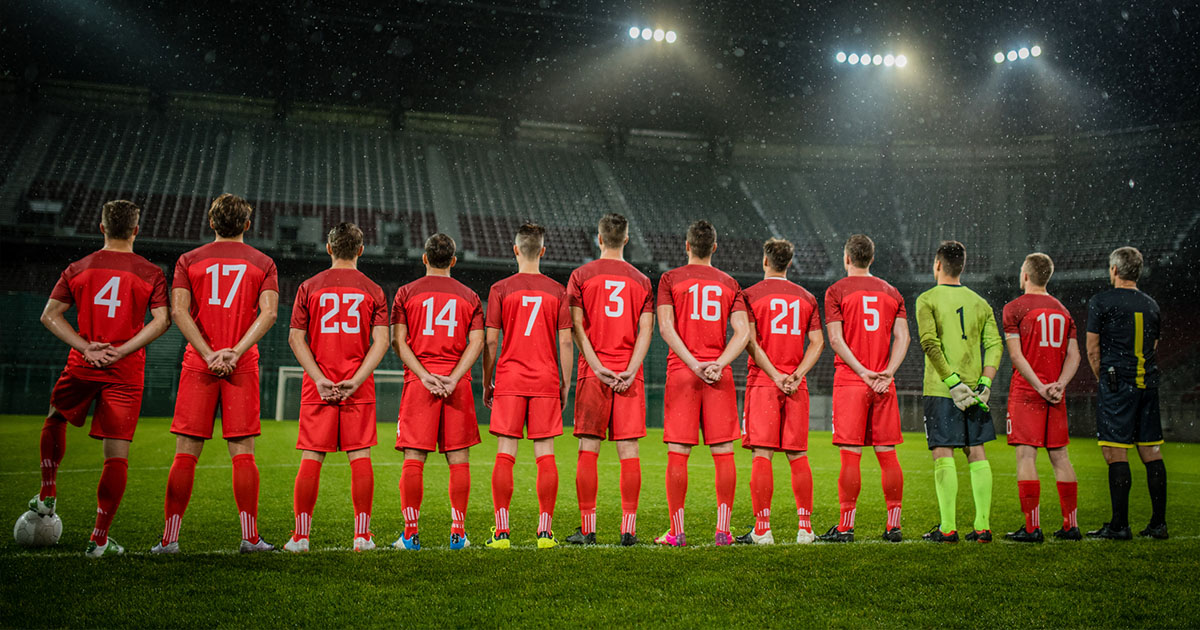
left=1145, top=459, right=1167, bottom=527
left=1108, top=461, right=1132, bottom=529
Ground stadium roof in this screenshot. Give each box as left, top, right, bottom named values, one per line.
left=2, top=0, right=1197, bottom=141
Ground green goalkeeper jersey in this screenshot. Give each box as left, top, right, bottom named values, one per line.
left=916, top=284, right=1003, bottom=397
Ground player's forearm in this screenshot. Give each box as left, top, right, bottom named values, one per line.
left=288, top=331, right=328, bottom=382
left=348, top=329, right=391, bottom=386
left=918, top=337, right=953, bottom=379
left=623, top=316, right=654, bottom=374
left=482, top=336, right=498, bottom=388
left=883, top=324, right=909, bottom=376
left=115, top=308, right=171, bottom=357
left=573, top=324, right=607, bottom=373
left=748, top=340, right=783, bottom=380
left=793, top=334, right=823, bottom=378
left=715, top=326, right=750, bottom=369
left=233, top=310, right=277, bottom=357
left=1006, top=339, right=1044, bottom=389
left=558, top=334, right=575, bottom=387
left=173, top=312, right=215, bottom=357
left=40, top=310, right=91, bottom=353
left=659, top=325, right=700, bottom=368
left=1058, top=341, right=1082, bottom=387
left=394, top=340, right=433, bottom=380
left=828, top=327, right=871, bottom=377
left=982, top=365, right=997, bottom=380
left=448, top=332, right=484, bottom=382
left=1086, top=333, right=1101, bottom=379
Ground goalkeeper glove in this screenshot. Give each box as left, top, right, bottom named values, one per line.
left=943, top=373, right=976, bottom=411
left=974, top=376, right=992, bottom=412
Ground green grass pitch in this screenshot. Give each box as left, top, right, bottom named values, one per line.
left=1, top=414, right=1197, bottom=628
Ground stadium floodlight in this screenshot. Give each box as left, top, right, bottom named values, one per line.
left=653, top=29, right=665, bottom=42
left=994, top=52, right=1005, bottom=63
left=895, top=54, right=907, bottom=68
left=1030, top=45, right=1041, bottom=57
left=665, top=30, right=677, bottom=43
left=836, top=51, right=847, bottom=63
left=1007, top=50, right=1017, bottom=61
left=884, top=54, right=895, bottom=66
left=847, top=53, right=859, bottom=64
left=872, top=54, right=883, bottom=65
left=641, top=28, right=652, bottom=40
left=629, top=27, right=640, bottom=39
left=1018, top=47, right=1029, bottom=59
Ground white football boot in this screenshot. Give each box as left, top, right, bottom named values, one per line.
left=353, top=535, right=376, bottom=552
left=795, top=529, right=817, bottom=545
left=283, top=536, right=310, bottom=553
left=86, top=538, right=125, bottom=558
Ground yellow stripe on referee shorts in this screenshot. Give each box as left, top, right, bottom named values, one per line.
left=1134, top=312, right=1146, bottom=389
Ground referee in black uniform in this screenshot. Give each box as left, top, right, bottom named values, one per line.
left=1085, top=246, right=1168, bottom=540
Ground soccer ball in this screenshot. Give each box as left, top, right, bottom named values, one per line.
left=13, top=511, right=63, bottom=548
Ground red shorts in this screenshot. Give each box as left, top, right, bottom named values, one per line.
left=171, top=368, right=261, bottom=440
left=831, top=382, right=903, bottom=447
left=298, top=403, right=377, bottom=453
left=741, top=384, right=809, bottom=452
left=573, top=377, right=647, bottom=441
left=1006, top=388, right=1069, bottom=448
left=662, top=369, right=739, bottom=446
left=49, top=370, right=142, bottom=442
left=397, top=381, right=482, bottom=453
left=489, top=394, right=563, bottom=440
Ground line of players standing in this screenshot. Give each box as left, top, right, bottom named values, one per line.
left=28, top=194, right=1168, bottom=556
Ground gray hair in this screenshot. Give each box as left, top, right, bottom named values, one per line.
left=1108, top=246, right=1143, bottom=282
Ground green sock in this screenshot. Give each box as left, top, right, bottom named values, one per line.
left=969, top=460, right=993, bottom=532
left=934, top=458, right=958, bottom=533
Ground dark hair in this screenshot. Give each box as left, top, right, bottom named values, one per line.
left=844, top=234, right=874, bottom=268
left=328, top=222, right=363, bottom=260
left=1023, top=252, right=1054, bottom=287
left=1109, top=246, right=1143, bottom=281
left=598, top=213, right=629, bottom=249
left=686, top=220, right=716, bottom=258
left=101, top=200, right=140, bottom=240
left=763, top=237, right=794, bottom=272
left=515, top=223, right=546, bottom=258
left=208, top=193, right=253, bottom=238
left=936, top=240, right=966, bottom=277
left=424, top=233, right=457, bottom=269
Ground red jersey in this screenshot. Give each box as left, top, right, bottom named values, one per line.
left=742, top=278, right=821, bottom=387
left=485, top=273, right=571, bottom=397
left=1002, top=293, right=1078, bottom=392
left=391, top=275, right=485, bottom=383
left=290, top=268, right=389, bottom=405
left=567, top=258, right=654, bottom=380
left=824, top=275, right=907, bottom=386
left=49, top=249, right=169, bottom=384
left=656, top=264, right=746, bottom=374
left=173, top=241, right=278, bottom=374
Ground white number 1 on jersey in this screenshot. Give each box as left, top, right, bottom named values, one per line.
left=521, top=295, right=543, bottom=336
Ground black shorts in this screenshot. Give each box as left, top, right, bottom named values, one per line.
left=1096, top=381, right=1163, bottom=448
left=923, top=396, right=997, bottom=449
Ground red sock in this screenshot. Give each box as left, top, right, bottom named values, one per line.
left=39, top=418, right=67, bottom=500
left=837, top=450, right=862, bottom=532
left=90, top=457, right=128, bottom=546
left=231, top=453, right=260, bottom=542
left=1057, top=481, right=1078, bottom=530
left=877, top=449, right=904, bottom=530
left=162, top=453, right=198, bottom=545
left=293, top=459, right=322, bottom=539
left=576, top=450, right=599, bottom=535
left=619, top=457, right=640, bottom=535
left=713, top=452, right=736, bottom=535
left=750, top=456, right=773, bottom=535
left=666, top=451, right=689, bottom=535
left=448, top=463, right=470, bottom=536
left=1019, top=480, right=1040, bottom=530
left=790, top=455, right=813, bottom=532
left=350, top=457, right=373, bottom=539
left=400, top=459, right=424, bottom=537
left=536, top=454, right=558, bottom=534
left=492, top=453, right=515, bottom=534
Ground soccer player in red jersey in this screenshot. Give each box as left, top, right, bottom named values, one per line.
left=283, top=224, right=390, bottom=553
left=35, top=200, right=170, bottom=557
left=563, top=214, right=654, bottom=547
left=735, top=238, right=824, bottom=546
left=821, top=234, right=910, bottom=543
left=391, top=234, right=485, bottom=551
left=482, top=223, right=574, bottom=549
left=654, top=220, right=750, bottom=547
left=1002, top=253, right=1082, bottom=543
left=154, top=194, right=280, bottom=554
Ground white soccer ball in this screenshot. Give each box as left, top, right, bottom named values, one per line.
left=13, top=511, right=63, bottom=548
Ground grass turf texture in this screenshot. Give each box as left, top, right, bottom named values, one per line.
left=0, top=415, right=1196, bottom=628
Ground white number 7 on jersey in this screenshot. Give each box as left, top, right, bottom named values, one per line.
left=521, top=295, right=543, bottom=336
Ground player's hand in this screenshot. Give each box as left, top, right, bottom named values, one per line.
left=858, top=370, right=881, bottom=389
left=420, top=372, right=447, bottom=398
left=703, top=363, right=723, bottom=384
left=1047, top=382, right=1066, bottom=404
left=944, top=374, right=977, bottom=411
left=335, top=379, right=363, bottom=400
left=615, top=370, right=637, bottom=393
left=594, top=366, right=621, bottom=389
left=315, top=377, right=340, bottom=402
left=773, top=373, right=793, bottom=395
left=973, top=376, right=992, bottom=409
left=871, top=372, right=893, bottom=395
left=690, top=361, right=716, bottom=384
left=484, top=383, right=495, bottom=408
left=437, top=375, right=459, bottom=398
left=82, top=342, right=114, bottom=367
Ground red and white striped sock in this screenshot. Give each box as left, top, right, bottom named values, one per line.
left=621, top=512, right=637, bottom=537
left=713, top=452, right=736, bottom=535
left=577, top=450, right=599, bottom=535
left=886, top=505, right=902, bottom=530
left=536, top=454, right=558, bottom=534
left=91, top=457, right=128, bottom=547
left=448, top=462, right=470, bottom=536
left=231, top=454, right=259, bottom=542
left=1019, top=480, right=1041, bottom=530
left=162, top=453, right=198, bottom=545
left=797, top=507, right=812, bottom=533
left=666, top=451, right=689, bottom=536
left=350, top=457, right=373, bottom=539
left=400, top=459, right=424, bottom=537
left=790, top=455, right=813, bottom=533
left=1058, top=481, right=1078, bottom=530
left=39, top=418, right=66, bottom=500
left=492, top=453, right=515, bottom=534
left=620, top=457, right=640, bottom=536
left=293, top=458, right=322, bottom=540
left=751, top=456, right=773, bottom=535
left=877, top=449, right=904, bottom=531
left=837, top=450, right=862, bottom=532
